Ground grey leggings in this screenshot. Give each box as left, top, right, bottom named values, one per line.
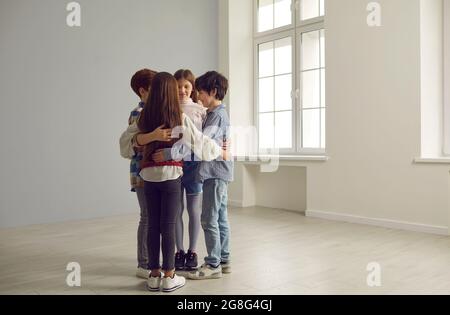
left=135, top=187, right=149, bottom=269
left=175, top=188, right=202, bottom=252
left=144, top=178, right=182, bottom=271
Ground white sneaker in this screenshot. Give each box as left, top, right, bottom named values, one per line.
left=162, top=274, right=186, bottom=292
left=147, top=273, right=162, bottom=292
left=136, top=267, right=150, bottom=279
left=221, top=261, right=232, bottom=274
left=187, top=264, right=222, bottom=280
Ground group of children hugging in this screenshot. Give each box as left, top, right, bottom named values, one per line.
left=119, top=68, right=234, bottom=293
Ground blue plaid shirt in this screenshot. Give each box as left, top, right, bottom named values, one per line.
left=196, top=104, right=234, bottom=183
left=129, top=102, right=145, bottom=192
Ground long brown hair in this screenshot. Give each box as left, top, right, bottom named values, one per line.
left=174, top=69, right=198, bottom=103
left=138, top=72, right=183, bottom=162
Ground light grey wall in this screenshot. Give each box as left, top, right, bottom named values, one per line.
left=224, top=0, right=449, bottom=233
left=0, top=0, right=219, bottom=228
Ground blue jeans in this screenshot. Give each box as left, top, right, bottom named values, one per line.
left=201, top=179, right=231, bottom=267
left=182, top=161, right=202, bottom=195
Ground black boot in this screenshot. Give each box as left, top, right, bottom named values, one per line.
left=185, top=250, right=198, bottom=271
left=175, top=250, right=186, bottom=271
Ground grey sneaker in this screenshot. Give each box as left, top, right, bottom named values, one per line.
left=221, top=261, right=231, bottom=274
left=136, top=267, right=150, bottom=279
left=187, top=264, right=222, bottom=280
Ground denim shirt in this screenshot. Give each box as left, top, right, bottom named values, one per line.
left=196, top=104, right=234, bottom=183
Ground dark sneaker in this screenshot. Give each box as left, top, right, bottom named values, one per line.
left=175, top=250, right=186, bottom=271
left=185, top=251, right=198, bottom=271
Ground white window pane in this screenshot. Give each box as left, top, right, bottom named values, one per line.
left=275, top=111, right=292, bottom=148
left=302, top=70, right=320, bottom=109
left=320, top=0, right=325, bottom=16
left=301, top=0, right=319, bottom=20
left=321, top=108, right=326, bottom=148
left=320, top=29, right=325, bottom=67
left=259, top=42, right=274, bottom=77
left=258, top=0, right=274, bottom=32
left=301, top=31, right=320, bottom=71
left=302, top=109, right=320, bottom=148
left=321, top=69, right=325, bottom=107
left=259, top=113, right=275, bottom=149
left=274, top=0, right=292, bottom=29
left=274, top=37, right=292, bottom=75
left=259, top=77, right=274, bottom=113
left=275, top=74, right=292, bottom=111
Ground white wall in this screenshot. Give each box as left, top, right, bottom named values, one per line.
left=445, top=0, right=450, bottom=155
left=254, top=166, right=306, bottom=211
left=227, top=0, right=254, bottom=129
left=223, top=0, right=260, bottom=208
left=309, top=0, right=448, bottom=232
left=224, top=0, right=450, bottom=233
left=0, top=0, right=219, bottom=228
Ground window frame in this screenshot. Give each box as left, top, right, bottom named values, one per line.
left=296, top=21, right=325, bottom=155
left=253, top=0, right=296, bottom=39
left=254, top=30, right=297, bottom=154
left=254, top=0, right=326, bottom=155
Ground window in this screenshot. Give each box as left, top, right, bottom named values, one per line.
left=444, top=0, right=450, bottom=155
left=255, top=0, right=326, bottom=155
left=257, top=0, right=293, bottom=32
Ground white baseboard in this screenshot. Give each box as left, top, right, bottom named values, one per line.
left=228, top=199, right=245, bottom=208
left=306, top=209, right=449, bottom=236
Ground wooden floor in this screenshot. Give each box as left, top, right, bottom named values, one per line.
left=1, top=206, right=449, bottom=295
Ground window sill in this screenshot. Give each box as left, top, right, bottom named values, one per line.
left=235, top=155, right=329, bottom=166
left=413, top=157, right=450, bottom=165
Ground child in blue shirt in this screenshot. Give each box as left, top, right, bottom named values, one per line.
left=188, top=71, right=234, bottom=280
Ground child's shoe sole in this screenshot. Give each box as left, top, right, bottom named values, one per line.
left=187, top=272, right=222, bottom=280
left=162, top=276, right=186, bottom=293
left=147, top=285, right=160, bottom=292
left=162, top=282, right=185, bottom=293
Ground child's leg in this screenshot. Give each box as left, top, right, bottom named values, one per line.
left=186, top=192, right=202, bottom=252
left=217, top=181, right=230, bottom=263
left=201, top=179, right=222, bottom=267
left=144, top=181, right=162, bottom=274
left=185, top=182, right=203, bottom=251
left=175, top=185, right=185, bottom=252
left=135, top=187, right=149, bottom=269
left=160, top=178, right=182, bottom=275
